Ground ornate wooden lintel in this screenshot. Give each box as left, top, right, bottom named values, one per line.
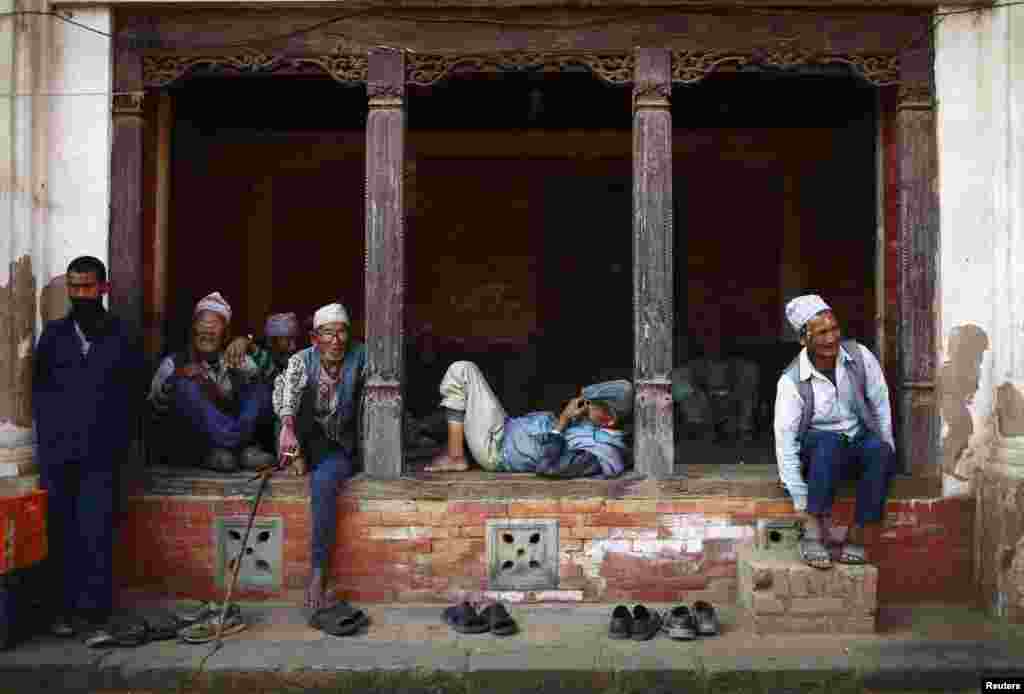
left=142, top=48, right=368, bottom=88
left=671, top=45, right=901, bottom=87
left=406, top=51, right=634, bottom=86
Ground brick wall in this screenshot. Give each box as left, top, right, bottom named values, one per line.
left=114, top=494, right=974, bottom=605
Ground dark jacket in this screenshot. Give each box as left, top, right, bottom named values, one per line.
left=32, top=314, right=144, bottom=468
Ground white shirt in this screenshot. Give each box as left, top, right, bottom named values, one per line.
left=773, top=343, right=895, bottom=511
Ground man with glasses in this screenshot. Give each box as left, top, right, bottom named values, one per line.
left=273, top=303, right=367, bottom=609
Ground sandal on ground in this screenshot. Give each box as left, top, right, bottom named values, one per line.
left=630, top=605, right=662, bottom=641
left=179, top=611, right=246, bottom=644
left=608, top=605, right=633, bottom=640
left=85, top=616, right=149, bottom=649
left=144, top=611, right=185, bottom=641
left=441, top=602, right=490, bottom=634
left=661, top=605, right=697, bottom=640
left=798, top=537, right=833, bottom=570
left=479, top=602, right=518, bottom=637
left=175, top=601, right=216, bottom=625
left=309, top=601, right=369, bottom=637
left=692, top=601, right=720, bottom=637
left=50, top=616, right=76, bottom=638
left=836, top=542, right=868, bottom=565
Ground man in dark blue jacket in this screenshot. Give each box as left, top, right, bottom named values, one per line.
left=32, top=256, right=144, bottom=637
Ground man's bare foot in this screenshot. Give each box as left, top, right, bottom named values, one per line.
left=424, top=454, right=469, bottom=472
left=305, top=567, right=327, bottom=610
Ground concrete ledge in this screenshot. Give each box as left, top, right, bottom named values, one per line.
left=0, top=604, right=1020, bottom=692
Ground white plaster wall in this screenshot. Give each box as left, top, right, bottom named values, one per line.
left=936, top=4, right=1024, bottom=489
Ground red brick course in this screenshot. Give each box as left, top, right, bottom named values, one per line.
left=113, top=494, right=974, bottom=605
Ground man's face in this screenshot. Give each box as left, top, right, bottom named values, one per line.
left=268, top=335, right=298, bottom=362
left=586, top=402, right=615, bottom=428
left=313, top=321, right=349, bottom=362
left=802, top=311, right=841, bottom=362
left=193, top=310, right=228, bottom=355
left=66, top=271, right=109, bottom=302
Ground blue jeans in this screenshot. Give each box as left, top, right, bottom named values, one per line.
left=800, top=430, right=894, bottom=526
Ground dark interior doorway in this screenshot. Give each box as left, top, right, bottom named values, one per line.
left=671, top=71, right=879, bottom=466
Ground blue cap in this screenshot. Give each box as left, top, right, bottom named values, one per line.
left=582, top=379, right=633, bottom=418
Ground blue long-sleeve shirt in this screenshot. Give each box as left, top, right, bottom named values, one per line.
left=32, top=314, right=144, bottom=468
left=500, top=412, right=629, bottom=478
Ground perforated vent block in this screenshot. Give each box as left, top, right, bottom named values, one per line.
left=486, top=518, right=559, bottom=590
left=756, top=519, right=802, bottom=554
left=214, top=516, right=284, bottom=591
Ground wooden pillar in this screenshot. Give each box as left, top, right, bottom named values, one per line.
left=145, top=89, right=172, bottom=361
left=896, top=79, right=939, bottom=477
left=109, top=49, right=145, bottom=337
left=632, top=48, right=675, bottom=479
left=363, top=49, right=406, bottom=479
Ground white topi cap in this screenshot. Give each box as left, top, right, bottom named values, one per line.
left=785, top=294, right=831, bottom=333
left=313, top=303, right=350, bottom=330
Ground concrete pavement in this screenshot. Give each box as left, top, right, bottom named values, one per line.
left=0, top=602, right=1020, bottom=692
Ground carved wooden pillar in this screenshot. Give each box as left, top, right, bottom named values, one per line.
left=632, top=48, right=675, bottom=479
left=363, top=49, right=406, bottom=479
left=145, top=89, right=172, bottom=361
left=109, top=49, right=145, bottom=337
left=896, top=80, right=939, bottom=477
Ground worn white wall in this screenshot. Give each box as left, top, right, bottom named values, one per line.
left=936, top=4, right=1024, bottom=488
left=1, top=3, right=111, bottom=451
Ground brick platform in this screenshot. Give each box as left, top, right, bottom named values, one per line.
left=737, top=545, right=878, bottom=634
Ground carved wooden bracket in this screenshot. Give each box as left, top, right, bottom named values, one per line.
left=112, top=91, right=145, bottom=116
left=142, top=48, right=368, bottom=88
left=897, top=83, right=935, bottom=111
left=406, top=51, right=634, bottom=86
left=633, top=80, right=672, bottom=109
left=671, top=45, right=901, bottom=87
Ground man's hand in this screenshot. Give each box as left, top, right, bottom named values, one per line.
left=556, top=394, right=588, bottom=432
left=224, top=336, right=251, bottom=370
left=278, top=421, right=299, bottom=467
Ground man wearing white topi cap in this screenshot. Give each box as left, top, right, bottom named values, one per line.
left=775, top=295, right=895, bottom=571
left=273, top=302, right=366, bottom=610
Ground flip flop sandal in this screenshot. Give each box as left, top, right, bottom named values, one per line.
left=798, top=537, right=833, bottom=570
left=608, top=605, right=633, bottom=640
left=836, top=543, right=868, bottom=565
left=479, top=603, right=518, bottom=637
left=692, top=601, right=720, bottom=637
left=179, top=613, right=247, bottom=644
left=441, top=602, right=490, bottom=635
left=175, top=601, right=215, bottom=625
left=309, top=601, right=369, bottom=637
left=85, top=616, right=149, bottom=649
left=144, top=611, right=185, bottom=641
left=630, top=605, right=662, bottom=641
left=661, top=605, right=697, bottom=640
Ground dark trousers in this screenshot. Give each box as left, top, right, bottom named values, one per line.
left=159, top=380, right=272, bottom=465
left=801, top=430, right=894, bottom=526
left=293, top=390, right=357, bottom=567
left=39, top=461, right=115, bottom=622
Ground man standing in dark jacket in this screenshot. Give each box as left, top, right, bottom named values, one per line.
left=32, top=256, right=144, bottom=636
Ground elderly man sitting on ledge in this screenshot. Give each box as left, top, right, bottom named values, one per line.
left=149, top=292, right=276, bottom=473
left=425, top=361, right=632, bottom=479
left=775, top=294, right=895, bottom=571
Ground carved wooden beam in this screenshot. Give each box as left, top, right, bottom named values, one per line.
left=671, top=43, right=900, bottom=86
left=142, top=48, right=368, bottom=88
left=405, top=51, right=634, bottom=86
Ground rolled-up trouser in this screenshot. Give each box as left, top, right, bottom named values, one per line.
left=801, top=430, right=895, bottom=525
left=438, top=361, right=507, bottom=471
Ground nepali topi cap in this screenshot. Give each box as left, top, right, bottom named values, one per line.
left=194, top=291, right=231, bottom=324
left=785, top=294, right=831, bottom=334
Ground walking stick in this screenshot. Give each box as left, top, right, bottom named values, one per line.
left=210, top=461, right=280, bottom=652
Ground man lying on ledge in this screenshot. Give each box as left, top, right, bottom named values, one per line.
left=425, top=360, right=631, bottom=479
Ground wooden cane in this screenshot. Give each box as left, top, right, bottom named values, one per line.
left=212, top=466, right=273, bottom=651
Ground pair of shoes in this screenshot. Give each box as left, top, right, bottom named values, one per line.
left=661, top=601, right=720, bottom=640
left=309, top=601, right=369, bottom=637
left=442, top=601, right=518, bottom=636
left=608, top=605, right=662, bottom=641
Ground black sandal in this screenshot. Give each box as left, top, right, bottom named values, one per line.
left=442, top=602, right=490, bottom=634
left=630, top=605, right=662, bottom=641
left=692, top=601, right=720, bottom=636
left=310, top=601, right=368, bottom=637
left=609, top=605, right=633, bottom=640
left=479, top=602, right=518, bottom=636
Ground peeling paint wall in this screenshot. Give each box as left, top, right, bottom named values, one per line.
left=0, top=256, right=37, bottom=428
left=936, top=3, right=1024, bottom=620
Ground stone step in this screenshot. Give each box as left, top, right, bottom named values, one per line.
left=738, top=543, right=878, bottom=634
